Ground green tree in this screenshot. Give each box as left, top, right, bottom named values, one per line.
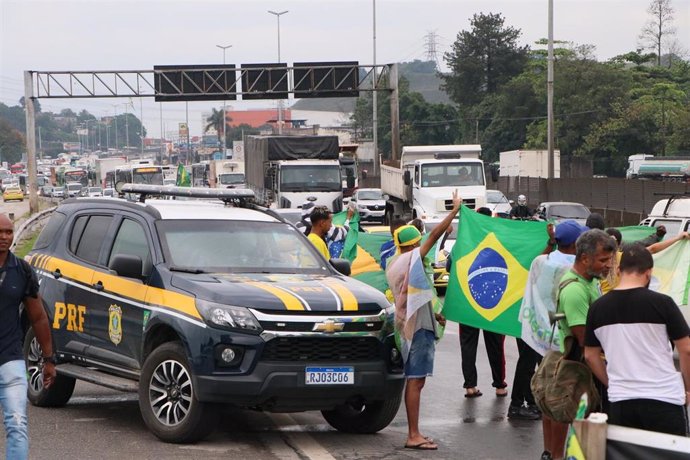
left=441, top=12, right=529, bottom=108
left=204, top=108, right=227, bottom=147
left=0, top=118, right=26, bottom=164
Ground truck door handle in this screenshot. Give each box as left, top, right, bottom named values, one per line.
left=92, top=281, right=104, bottom=292
left=52, top=269, right=62, bottom=279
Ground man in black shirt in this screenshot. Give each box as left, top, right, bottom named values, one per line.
left=584, top=242, right=690, bottom=436
left=0, top=214, right=56, bottom=459
left=510, top=195, right=533, bottom=220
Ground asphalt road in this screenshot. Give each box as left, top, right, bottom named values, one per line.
left=2, top=328, right=544, bottom=460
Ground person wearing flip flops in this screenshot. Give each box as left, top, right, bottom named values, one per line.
left=386, top=191, right=461, bottom=451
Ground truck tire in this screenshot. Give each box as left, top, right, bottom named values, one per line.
left=23, top=327, right=75, bottom=407
left=321, top=390, right=403, bottom=434
left=138, top=341, right=219, bottom=443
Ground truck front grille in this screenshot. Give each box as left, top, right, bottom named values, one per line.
left=261, top=337, right=382, bottom=362
left=443, top=198, right=476, bottom=210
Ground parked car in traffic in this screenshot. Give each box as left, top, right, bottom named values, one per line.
left=51, top=186, right=65, bottom=199
left=351, top=188, right=387, bottom=223
left=535, top=201, right=591, bottom=225
left=486, top=190, right=512, bottom=216
left=79, top=186, right=103, bottom=197
left=66, top=182, right=83, bottom=198
left=40, top=185, right=54, bottom=197
left=2, top=186, right=24, bottom=202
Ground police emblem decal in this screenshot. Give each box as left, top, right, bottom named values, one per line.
left=109, top=304, right=123, bottom=345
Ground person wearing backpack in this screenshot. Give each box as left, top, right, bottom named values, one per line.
left=584, top=242, right=690, bottom=436
left=0, top=214, right=56, bottom=460
left=541, top=229, right=615, bottom=460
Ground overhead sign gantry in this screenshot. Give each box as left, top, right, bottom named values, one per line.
left=23, top=62, right=401, bottom=214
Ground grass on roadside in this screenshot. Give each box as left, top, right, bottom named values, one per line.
left=14, top=232, right=39, bottom=259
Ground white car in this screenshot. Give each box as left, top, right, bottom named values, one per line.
left=535, top=201, right=591, bottom=225
left=51, top=187, right=65, bottom=199
left=66, top=182, right=83, bottom=198
left=486, top=190, right=512, bottom=216
left=351, top=188, right=387, bottom=223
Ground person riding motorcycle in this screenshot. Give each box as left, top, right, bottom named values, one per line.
left=510, top=195, right=534, bottom=220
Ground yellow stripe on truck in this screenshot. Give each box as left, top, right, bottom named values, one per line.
left=246, top=282, right=305, bottom=311
left=41, top=256, right=200, bottom=320
left=322, top=280, right=359, bottom=311
left=145, top=287, right=200, bottom=319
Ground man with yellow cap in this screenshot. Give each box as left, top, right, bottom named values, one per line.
left=386, top=190, right=461, bottom=451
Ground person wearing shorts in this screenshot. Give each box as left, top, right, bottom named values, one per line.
left=386, top=190, right=461, bottom=451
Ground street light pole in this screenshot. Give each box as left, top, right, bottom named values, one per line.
left=216, top=44, right=232, bottom=156
left=268, top=10, right=288, bottom=135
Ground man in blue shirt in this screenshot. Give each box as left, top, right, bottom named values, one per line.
left=0, top=214, right=56, bottom=460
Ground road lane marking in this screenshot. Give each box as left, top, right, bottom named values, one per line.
left=269, top=413, right=337, bottom=460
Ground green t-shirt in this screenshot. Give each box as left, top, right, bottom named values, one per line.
left=557, top=270, right=600, bottom=351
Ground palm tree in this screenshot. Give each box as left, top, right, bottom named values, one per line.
left=204, top=108, right=231, bottom=147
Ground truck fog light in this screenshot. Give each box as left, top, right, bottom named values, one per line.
left=221, top=347, right=236, bottom=363
left=214, top=345, right=244, bottom=367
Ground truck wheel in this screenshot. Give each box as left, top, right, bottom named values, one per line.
left=321, top=390, right=402, bottom=433
left=138, top=341, right=219, bottom=443
left=23, top=327, right=75, bottom=407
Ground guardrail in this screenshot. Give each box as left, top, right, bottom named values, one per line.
left=10, top=206, right=56, bottom=252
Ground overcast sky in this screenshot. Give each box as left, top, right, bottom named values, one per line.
left=1, top=0, right=689, bottom=138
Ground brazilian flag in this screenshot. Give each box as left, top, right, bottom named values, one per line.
left=176, top=164, right=190, bottom=187
left=330, top=210, right=361, bottom=262
left=618, top=225, right=655, bottom=243
left=443, top=206, right=548, bottom=337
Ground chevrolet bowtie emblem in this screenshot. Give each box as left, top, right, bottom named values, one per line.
left=312, top=319, right=345, bottom=333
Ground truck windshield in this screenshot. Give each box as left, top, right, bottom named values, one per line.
left=280, top=165, right=342, bottom=192
left=219, top=173, right=245, bottom=185
left=421, top=163, right=484, bottom=187
left=157, top=220, right=327, bottom=273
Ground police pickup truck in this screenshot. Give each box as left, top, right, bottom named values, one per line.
left=23, top=185, right=403, bottom=443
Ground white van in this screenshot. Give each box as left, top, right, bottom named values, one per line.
left=640, top=197, right=690, bottom=237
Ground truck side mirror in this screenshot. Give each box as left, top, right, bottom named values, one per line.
left=403, top=170, right=411, bottom=186
left=346, top=176, right=355, bottom=188
left=361, top=169, right=368, bottom=179
left=264, top=176, right=272, bottom=189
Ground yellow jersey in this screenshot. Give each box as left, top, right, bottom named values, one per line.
left=307, top=233, right=330, bottom=260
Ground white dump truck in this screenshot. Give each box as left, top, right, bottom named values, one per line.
left=380, top=144, right=487, bottom=222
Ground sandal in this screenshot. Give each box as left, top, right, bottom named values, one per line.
left=464, top=388, right=483, bottom=398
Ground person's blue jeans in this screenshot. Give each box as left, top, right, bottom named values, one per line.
left=0, top=360, right=29, bottom=460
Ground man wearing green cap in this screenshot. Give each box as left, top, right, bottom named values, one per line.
left=386, top=190, right=461, bottom=451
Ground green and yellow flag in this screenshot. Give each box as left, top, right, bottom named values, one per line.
left=331, top=210, right=360, bottom=262
left=443, top=206, right=548, bottom=336
left=176, top=164, right=190, bottom=187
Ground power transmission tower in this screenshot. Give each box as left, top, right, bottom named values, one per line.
left=424, top=30, right=440, bottom=68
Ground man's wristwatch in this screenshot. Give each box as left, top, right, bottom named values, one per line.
left=41, top=355, right=56, bottom=365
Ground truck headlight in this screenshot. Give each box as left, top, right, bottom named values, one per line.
left=196, top=299, right=262, bottom=333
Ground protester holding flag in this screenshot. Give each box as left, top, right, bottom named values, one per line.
left=297, top=200, right=355, bottom=259
left=385, top=190, right=461, bottom=451
left=512, top=220, right=588, bottom=422
left=305, top=206, right=333, bottom=260
left=542, top=229, right=615, bottom=460
left=584, top=242, right=690, bottom=437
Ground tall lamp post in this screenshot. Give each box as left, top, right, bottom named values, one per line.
left=268, top=10, right=288, bottom=134
left=216, top=44, right=232, bottom=155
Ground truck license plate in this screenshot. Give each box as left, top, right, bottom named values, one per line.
left=305, top=367, right=354, bottom=385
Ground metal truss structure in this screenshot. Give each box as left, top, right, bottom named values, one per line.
left=22, top=63, right=401, bottom=214
left=30, top=64, right=397, bottom=99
